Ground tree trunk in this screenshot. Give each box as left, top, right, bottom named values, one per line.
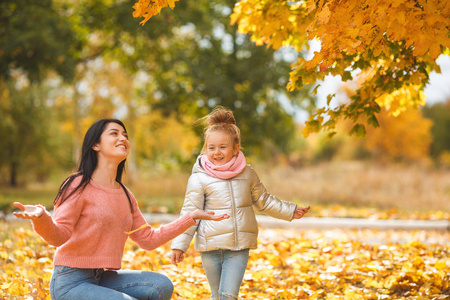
left=10, top=161, right=17, bottom=187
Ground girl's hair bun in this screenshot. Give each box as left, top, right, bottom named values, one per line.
left=206, top=106, right=236, bottom=126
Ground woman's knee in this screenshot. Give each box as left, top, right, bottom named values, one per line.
left=161, top=275, right=174, bottom=299
left=151, top=273, right=173, bottom=300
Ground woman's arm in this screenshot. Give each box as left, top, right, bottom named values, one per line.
left=13, top=194, right=83, bottom=247
left=129, top=178, right=227, bottom=251
left=130, top=210, right=227, bottom=251
left=171, top=173, right=208, bottom=252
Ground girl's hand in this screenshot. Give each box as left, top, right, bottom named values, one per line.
left=293, top=206, right=310, bottom=219
left=190, top=209, right=229, bottom=221
left=13, top=202, right=44, bottom=219
left=171, top=249, right=185, bottom=266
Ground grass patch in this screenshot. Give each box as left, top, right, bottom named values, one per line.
left=0, top=184, right=57, bottom=214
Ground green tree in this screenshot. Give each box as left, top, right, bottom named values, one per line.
left=0, top=79, right=69, bottom=186
left=0, top=0, right=319, bottom=187
left=0, top=0, right=81, bottom=82
left=422, top=100, right=450, bottom=159
left=131, top=0, right=316, bottom=156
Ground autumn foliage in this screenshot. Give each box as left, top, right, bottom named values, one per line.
left=132, top=0, right=181, bottom=25
left=363, top=107, right=433, bottom=161
left=133, top=0, right=449, bottom=138
left=1, top=221, right=449, bottom=299
left=230, top=0, right=449, bottom=138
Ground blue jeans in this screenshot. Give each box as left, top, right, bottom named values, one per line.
left=200, top=249, right=249, bottom=300
left=50, top=266, right=173, bottom=300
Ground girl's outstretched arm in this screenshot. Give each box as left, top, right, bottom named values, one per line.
left=250, top=168, right=298, bottom=221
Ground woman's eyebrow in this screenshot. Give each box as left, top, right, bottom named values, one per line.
left=108, top=128, right=126, bottom=132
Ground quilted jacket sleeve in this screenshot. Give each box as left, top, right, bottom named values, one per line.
left=250, top=168, right=297, bottom=221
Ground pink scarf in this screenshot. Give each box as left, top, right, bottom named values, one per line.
left=200, top=151, right=247, bottom=179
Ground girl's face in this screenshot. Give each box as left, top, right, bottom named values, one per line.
left=93, top=122, right=130, bottom=161
left=205, top=131, right=239, bottom=166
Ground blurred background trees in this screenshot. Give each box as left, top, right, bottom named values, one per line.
left=0, top=0, right=449, bottom=189
left=422, top=101, right=450, bottom=165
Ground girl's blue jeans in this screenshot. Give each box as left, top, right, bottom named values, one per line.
left=200, top=249, right=249, bottom=300
left=50, top=266, right=173, bottom=300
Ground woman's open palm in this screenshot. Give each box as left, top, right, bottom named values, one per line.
left=13, top=202, right=44, bottom=219
left=190, top=209, right=229, bottom=221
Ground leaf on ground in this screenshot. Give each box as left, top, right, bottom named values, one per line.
left=1, top=222, right=449, bottom=299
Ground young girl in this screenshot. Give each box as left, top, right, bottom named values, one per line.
left=13, top=118, right=228, bottom=300
left=170, top=107, right=310, bottom=299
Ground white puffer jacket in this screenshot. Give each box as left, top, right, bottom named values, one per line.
left=171, top=157, right=297, bottom=252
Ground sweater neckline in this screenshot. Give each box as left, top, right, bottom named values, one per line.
left=89, top=179, right=124, bottom=194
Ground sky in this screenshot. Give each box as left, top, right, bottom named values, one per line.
left=423, top=55, right=450, bottom=104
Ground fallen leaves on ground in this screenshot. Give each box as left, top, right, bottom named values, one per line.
left=1, top=222, right=449, bottom=299
left=308, top=205, right=450, bottom=220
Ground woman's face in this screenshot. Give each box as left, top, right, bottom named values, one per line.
left=93, top=122, right=130, bottom=161
left=205, top=131, right=239, bottom=166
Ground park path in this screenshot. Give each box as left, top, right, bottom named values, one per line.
left=143, top=213, right=450, bottom=245
left=143, top=213, right=450, bottom=231
left=5, top=212, right=449, bottom=244
left=4, top=212, right=450, bottom=231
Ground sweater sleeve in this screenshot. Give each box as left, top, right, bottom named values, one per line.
left=128, top=196, right=196, bottom=251
left=31, top=190, right=84, bottom=247
left=250, top=168, right=297, bottom=221
left=171, top=173, right=205, bottom=252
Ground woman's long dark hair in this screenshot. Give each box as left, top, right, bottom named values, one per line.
left=54, top=119, right=133, bottom=212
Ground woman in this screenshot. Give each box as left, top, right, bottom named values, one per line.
left=14, top=118, right=228, bottom=300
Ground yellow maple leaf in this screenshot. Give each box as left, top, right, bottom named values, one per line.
left=317, top=4, right=331, bottom=25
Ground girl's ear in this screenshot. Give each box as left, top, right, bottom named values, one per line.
left=234, top=144, right=240, bottom=155
left=92, top=143, right=100, bottom=152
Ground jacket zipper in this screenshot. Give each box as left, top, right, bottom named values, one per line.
left=228, top=180, right=238, bottom=249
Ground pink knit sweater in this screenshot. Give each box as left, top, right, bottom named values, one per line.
left=32, top=177, right=196, bottom=270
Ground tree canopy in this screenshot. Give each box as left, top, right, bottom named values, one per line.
left=133, top=0, right=316, bottom=157
left=133, top=0, right=450, bottom=138
left=0, top=0, right=81, bottom=82
left=0, top=0, right=314, bottom=185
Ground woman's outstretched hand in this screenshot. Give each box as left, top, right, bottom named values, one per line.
left=293, top=205, right=310, bottom=219
left=13, top=202, right=44, bottom=219
left=189, top=209, right=229, bottom=221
